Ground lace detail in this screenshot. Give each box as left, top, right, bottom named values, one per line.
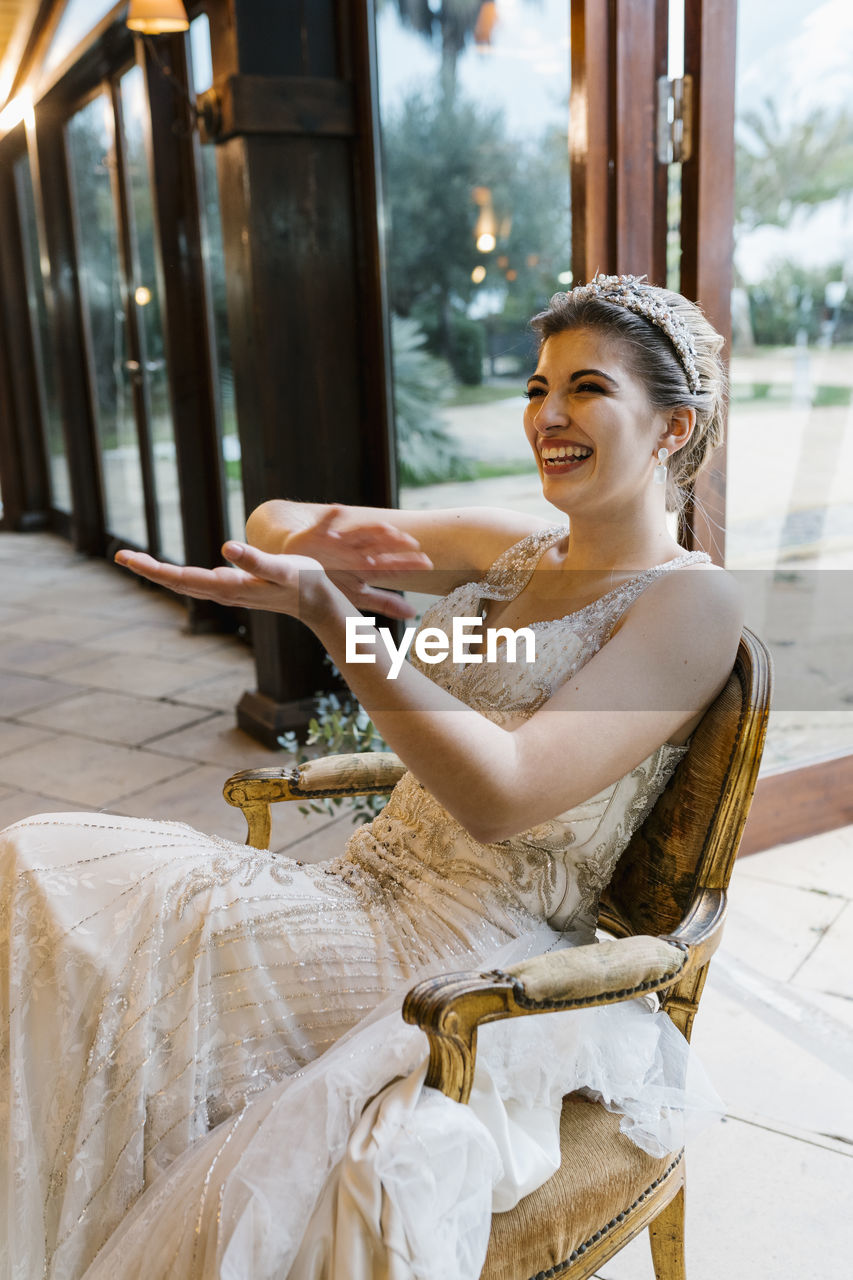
left=410, top=526, right=710, bottom=720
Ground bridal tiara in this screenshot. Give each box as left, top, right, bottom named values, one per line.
left=561, top=273, right=701, bottom=395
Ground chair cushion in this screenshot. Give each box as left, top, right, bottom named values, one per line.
left=480, top=1092, right=679, bottom=1280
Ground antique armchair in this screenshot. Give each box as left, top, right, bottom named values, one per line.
left=223, top=627, right=772, bottom=1280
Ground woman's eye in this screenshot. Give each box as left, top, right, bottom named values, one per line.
left=524, top=387, right=545, bottom=400
left=575, top=382, right=602, bottom=394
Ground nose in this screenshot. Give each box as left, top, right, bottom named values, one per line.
left=530, top=391, right=569, bottom=435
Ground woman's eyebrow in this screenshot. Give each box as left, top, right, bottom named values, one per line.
left=570, top=368, right=618, bottom=385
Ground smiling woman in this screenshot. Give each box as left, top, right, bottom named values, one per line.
left=0, top=278, right=743, bottom=1279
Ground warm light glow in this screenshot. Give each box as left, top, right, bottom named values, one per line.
left=506, top=269, right=518, bottom=282
left=557, top=270, right=573, bottom=285
left=0, top=89, right=34, bottom=136
left=474, top=2, right=499, bottom=47
left=127, top=0, right=189, bottom=34
left=476, top=232, right=496, bottom=253
left=471, top=265, right=487, bottom=283
left=135, top=286, right=153, bottom=306
left=497, top=255, right=509, bottom=269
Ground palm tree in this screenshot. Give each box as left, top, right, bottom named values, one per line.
left=388, top=1, right=516, bottom=101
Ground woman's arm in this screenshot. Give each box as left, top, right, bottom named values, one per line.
left=246, top=500, right=547, bottom=598
left=116, top=544, right=742, bottom=844
left=307, top=561, right=743, bottom=842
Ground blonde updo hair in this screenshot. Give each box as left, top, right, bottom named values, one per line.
left=530, top=283, right=727, bottom=514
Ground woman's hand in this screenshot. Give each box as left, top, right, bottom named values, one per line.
left=275, top=505, right=433, bottom=619
left=114, top=543, right=337, bottom=626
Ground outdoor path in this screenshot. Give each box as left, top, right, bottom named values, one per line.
left=1, top=531, right=852, bottom=1278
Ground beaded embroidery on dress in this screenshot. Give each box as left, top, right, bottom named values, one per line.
left=0, top=527, right=713, bottom=1280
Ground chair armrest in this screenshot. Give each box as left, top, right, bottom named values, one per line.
left=403, top=935, right=690, bottom=1105
left=223, top=752, right=406, bottom=849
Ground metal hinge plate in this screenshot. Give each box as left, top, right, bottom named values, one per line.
left=656, top=74, right=693, bottom=164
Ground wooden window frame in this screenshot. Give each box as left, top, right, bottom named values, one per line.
left=570, top=0, right=853, bottom=853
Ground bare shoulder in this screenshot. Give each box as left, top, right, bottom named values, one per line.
left=622, top=561, right=745, bottom=674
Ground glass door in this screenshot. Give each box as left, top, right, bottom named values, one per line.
left=14, top=151, right=72, bottom=514
left=729, top=0, right=853, bottom=774
left=66, top=88, right=148, bottom=549
left=65, top=70, right=184, bottom=560
left=119, top=64, right=184, bottom=562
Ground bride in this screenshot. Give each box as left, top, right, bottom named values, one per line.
left=1, top=276, right=742, bottom=1279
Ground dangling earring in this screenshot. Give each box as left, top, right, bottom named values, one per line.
left=654, top=447, right=669, bottom=485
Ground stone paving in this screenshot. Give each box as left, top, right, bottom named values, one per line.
left=1, top=530, right=852, bottom=1278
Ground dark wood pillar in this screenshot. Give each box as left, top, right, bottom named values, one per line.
left=570, top=0, right=669, bottom=284
left=206, top=0, right=395, bottom=744
left=679, top=0, right=737, bottom=563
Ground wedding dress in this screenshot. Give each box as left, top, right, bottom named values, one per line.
left=0, top=527, right=720, bottom=1280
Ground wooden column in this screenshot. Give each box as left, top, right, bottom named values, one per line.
left=612, top=0, right=669, bottom=281
left=570, top=0, right=613, bottom=279
left=570, top=0, right=669, bottom=284
left=206, top=0, right=395, bottom=744
left=679, top=0, right=737, bottom=563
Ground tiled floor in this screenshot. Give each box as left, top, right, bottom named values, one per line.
left=2, top=531, right=853, bottom=1278
left=0, top=531, right=349, bottom=855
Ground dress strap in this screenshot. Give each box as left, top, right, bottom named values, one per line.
left=591, top=550, right=713, bottom=640
left=478, top=525, right=567, bottom=601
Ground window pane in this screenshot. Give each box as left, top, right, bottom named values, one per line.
left=14, top=152, right=72, bottom=513
left=730, top=0, right=853, bottom=770
left=189, top=13, right=243, bottom=540
left=45, top=0, right=119, bottom=74
left=120, top=64, right=185, bottom=562
left=66, top=91, right=148, bottom=548
left=375, top=0, right=571, bottom=524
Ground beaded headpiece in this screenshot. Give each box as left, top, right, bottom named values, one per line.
left=561, top=274, right=701, bottom=394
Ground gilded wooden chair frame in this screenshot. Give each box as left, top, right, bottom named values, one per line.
left=223, top=628, right=772, bottom=1280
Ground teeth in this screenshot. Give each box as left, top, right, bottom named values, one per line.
left=542, top=446, right=592, bottom=461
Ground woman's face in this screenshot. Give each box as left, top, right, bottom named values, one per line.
left=523, top=327, right=668, bottom=516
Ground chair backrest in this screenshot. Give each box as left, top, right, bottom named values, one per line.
left=600, top=627, right=773, bottom=940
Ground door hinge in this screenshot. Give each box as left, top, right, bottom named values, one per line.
left=656, top=74, right=693, bottom=164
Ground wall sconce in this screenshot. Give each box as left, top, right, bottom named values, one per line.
left=126, top=1, right=222, bottom=139
left=127, top=0, right=189, bottom=34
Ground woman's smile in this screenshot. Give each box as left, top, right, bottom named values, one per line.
left=540, top=444, right=593, bottom=474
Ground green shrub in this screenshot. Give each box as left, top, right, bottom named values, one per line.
left=391, top=314, right=472, bottom=486
left=448, top=312, right=486, bottom=385
left=278, top=675, right=392, bottom=825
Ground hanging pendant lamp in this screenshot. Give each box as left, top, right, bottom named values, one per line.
left=127, top=0, right=190, bottom=34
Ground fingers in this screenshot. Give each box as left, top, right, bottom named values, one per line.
left=354, top=587, right=418, bottom=620
left=287, top=513, right=433, bottom=572
left=222, top=542, right=326, bottom=584
left=115, top=550, right=249, bottom=602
